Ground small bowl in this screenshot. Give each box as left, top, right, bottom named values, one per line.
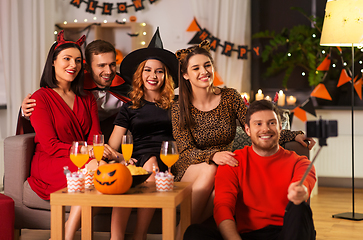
left=131, top=172, right=152, bottom=187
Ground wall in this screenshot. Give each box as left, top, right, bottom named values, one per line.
left=291, top=108, right=363, bottom=187
left=54, top=0, right=195, bottom=54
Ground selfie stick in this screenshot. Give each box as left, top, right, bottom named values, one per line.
left=298, top=145, right=322, bottom=186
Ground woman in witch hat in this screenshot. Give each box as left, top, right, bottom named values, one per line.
left=106, top=28, right=178, bottom=240
left=26, top=31, right=102, bottom=240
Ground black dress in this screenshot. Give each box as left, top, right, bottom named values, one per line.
left=114, top=100, right=174, bottom=172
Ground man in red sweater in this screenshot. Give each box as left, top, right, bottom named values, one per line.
left=184, top=99, right=316, bottom=240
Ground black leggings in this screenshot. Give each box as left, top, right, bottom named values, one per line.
left=183, top=201, right=316, bottom=240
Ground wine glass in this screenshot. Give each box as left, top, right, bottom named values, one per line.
left=70, top=141, right=89, bottom=172
left=122, top=135, right=133, bottom=165
left=160, top=141, right=179, bottom=174
left=93, top=134, right=104, bottom=166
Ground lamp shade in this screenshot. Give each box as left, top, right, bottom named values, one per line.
left=320, top=0, right=363, bottom=46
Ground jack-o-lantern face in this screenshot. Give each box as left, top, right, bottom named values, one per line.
left=94, top=163, right=132, bottom=194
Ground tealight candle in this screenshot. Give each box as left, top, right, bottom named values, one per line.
left=255, top=89, right=264, bottom=101
left=241, top=92, right=250, bottom=102
left=277, top=90, right=285, bottom=106
left=287, top=95, right=297, bottom=105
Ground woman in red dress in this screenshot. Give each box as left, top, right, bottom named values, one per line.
left=27, top=31, right=102, bottom=240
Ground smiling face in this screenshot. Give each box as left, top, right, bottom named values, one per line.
left=183, top=54, right=214, bottom=90
left=88, top=52, right=116, bottom=88
left=245, top=110, right=282, bottom=156
left=142, top=59, right=165, bottom=93
left=53, top=47, right=82, bottom=84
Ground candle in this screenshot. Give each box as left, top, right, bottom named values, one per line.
left=241, top=92, right=250, bottom=102
left=286, top=95, right=297, bottom=105
left=255, top=89, right=264, bottom=101
left=277, top=90, right=285, bottom=106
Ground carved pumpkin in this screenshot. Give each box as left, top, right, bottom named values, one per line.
left=115, top=49, right=123, bottom=65
left=94, top=163, right=132, bottom=194
left=129, top=16, right=137, bottom=22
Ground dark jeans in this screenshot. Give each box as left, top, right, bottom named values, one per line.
left=183, top=201, right=316, bottom=240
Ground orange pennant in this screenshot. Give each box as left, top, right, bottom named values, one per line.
left=310, top=83, right=332, bottom=100
left=213, top=71, right=224, bottom=86
left=354, top=78, right=363, bottom=100
left=293, top=107, right=307, bottom=122
left=186, top=18, right=201, bottom=32
left=353, top=75, right=359, bottom=83
left=337, top=69, right=351, bottom=87
left=316, top=55, right=331, bottom=71
left=336, top=46, right=342, bottom=53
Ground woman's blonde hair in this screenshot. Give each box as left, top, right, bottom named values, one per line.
left=129, top=59, right=175, bottom=110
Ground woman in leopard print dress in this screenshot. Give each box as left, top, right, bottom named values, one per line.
left=172, top=40, right=315, bottom=225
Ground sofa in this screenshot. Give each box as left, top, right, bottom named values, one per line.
left=4, top=114, right=309, bottom=238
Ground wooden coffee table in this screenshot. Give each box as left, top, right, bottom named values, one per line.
left=50, top=181, right=192, bottom=240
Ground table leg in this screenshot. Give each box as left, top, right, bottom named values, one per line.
left=162, top=207, right=176, bottom=240
left=51, top=205, right=65, bottom=240
left=179, top=192, right=192, bottom=239
left=81, top=206, right=93, bottom=240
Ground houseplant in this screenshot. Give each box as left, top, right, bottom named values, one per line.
left=252, top=7, right=335, bottom=88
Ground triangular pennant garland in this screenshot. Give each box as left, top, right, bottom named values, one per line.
left=186, top=17, right=201, bottom=32
left=316, top=55, right=331, bottom=71
left=354, top=78, right=363, bottom=100
left=310, top=83, right=332, bottom=100
left=213, top=71, right=224, bottom=86
left=300, top=97, right=316, bottom=117
left=292, top=107, right=307, bottom=122
left=337, top=69, right=351, bottom=87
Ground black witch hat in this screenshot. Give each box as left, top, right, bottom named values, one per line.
left=120, top=27, right=179, bottom=88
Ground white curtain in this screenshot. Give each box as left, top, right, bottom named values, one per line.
left=0, top=0, right=55, bottom=138
left=190, top=0, right=251, bottom=93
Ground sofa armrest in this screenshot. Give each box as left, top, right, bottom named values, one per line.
left=4, top=133, right=35, bottom=204
left=284, top=141, right=309, bottom=158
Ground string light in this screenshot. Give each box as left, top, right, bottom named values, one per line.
left=84, top=19, right=88, bottom=22
left=360, top=60, right=363, bottom=64
left=343, top=62, right=347, bottom=66
left=287, top=53, right=292, bottom=57
left=141, top=23, right=146, bottom=26
left=322, top=50, right=326, bottom=54
left=54, top=31, right=58, bottom=35
left=63, top=21, right=68, bottom=25
left=332, top=64, right=336, bottom=67
left=123, top=18, right=127, bottom=22
left=93, top=17, right=97, bottom=20
left=302, top=72, right=306, bottom=76
left=103, top=20, right=107, bottom=23
left=143, top=32, right=147, bottom=36
left=141, top=41, right=146, bottom=45
left=74, top=19, right=78, bottom=23
left=312, top=33, right=316, bottom=38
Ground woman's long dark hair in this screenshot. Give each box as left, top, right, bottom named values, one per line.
left=178, top=47, right=214, bottom=129
left=40, top=42, right=85, bottom=96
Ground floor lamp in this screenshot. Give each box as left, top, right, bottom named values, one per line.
left=320, top=0, right=363, bottom=221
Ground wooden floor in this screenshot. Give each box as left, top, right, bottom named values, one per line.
left=310, top=187, right=363, bottom=240
left=19, top=187, right=363, bottom=240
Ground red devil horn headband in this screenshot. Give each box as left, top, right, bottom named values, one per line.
left=54, top=30, right=86, bottom=50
